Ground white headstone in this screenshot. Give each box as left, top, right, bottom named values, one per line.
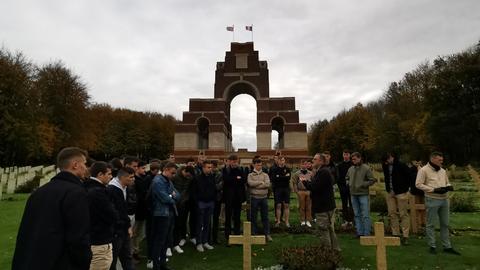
left=7, top=174, right=16, bottom=194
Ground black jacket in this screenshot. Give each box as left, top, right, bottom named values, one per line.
left=382, top=160, right=411, bottom=195
left=193, top=172, right=217, bottom=203
left=270, top=165, right=291, bottom=189
left=222, top=166, right=247, bottom=203
left=325, top=161, right=338, bottom=185
left=134, top=174, right=149, bottom=221
left=126, top=184, right=137, bottom=216
left=85, top=178, right=118, bottom=245
left=337, top=160, right=353, bottom=186
left=107, top=185, right=131, bottom=236
left=408, top=165, right=424, bottom=196
left=305, top=166, right=336, bottom=213
left=12, top=171, right=92, bottom=270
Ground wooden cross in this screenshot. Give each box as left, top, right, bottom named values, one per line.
left=408, top=194, right=425, bottom=234
left=229, top=221, right=266, bottom=270
left=360, top=222, right=400, bottom=270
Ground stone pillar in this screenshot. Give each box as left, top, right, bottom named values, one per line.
left=174, top=133, right=198, bottom=150
left=256, top=132, right=271, bottom=151
left=209, top=132, right=227, bottom=150
left=284, top=132, right=308, bottom=150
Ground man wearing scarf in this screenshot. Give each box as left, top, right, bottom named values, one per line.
left=416, top=152, right=460, bottom=255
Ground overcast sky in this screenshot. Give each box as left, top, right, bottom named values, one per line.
left=2, top=0, right=480, bottom=151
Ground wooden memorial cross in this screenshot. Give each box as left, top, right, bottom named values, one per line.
left=360, top=222, right=400, bottom=270
left=408, top=194, right=425, bottom=234
left=229, top=221, right=266, bottom=270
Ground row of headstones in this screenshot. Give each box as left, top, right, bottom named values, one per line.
left=0, top=165, right=57, bottom=199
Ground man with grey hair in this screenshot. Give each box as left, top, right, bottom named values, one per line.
left=302, top=153, right=339, bottom=250
left=416, top=152, right=460, bottom=255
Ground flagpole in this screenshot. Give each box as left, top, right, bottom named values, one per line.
left=251, top=24, right=254, bottom=42
left=233, top=24, right=235, bottom=42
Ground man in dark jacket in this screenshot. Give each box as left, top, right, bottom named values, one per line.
left=123, top=157, right=139, bottom=220
left=133, top=160, right=148, bottom=258
left=270, top=156, right=292, bottom=227
left=222, top=154, right=246, bottom=243
left=382, top=153, right=411, bottom=244
left=85, top=161, right=117, bottom=270
left=171, top=165, right=195, bottom=253
left=303, top=153, right=339, bottom=250
left=193, top=160, right=217, bottom=252
left=337, top=150, right=354, bottom=225
left=107, top=167, right=135, bottom=270
left=211, top=160, right=223, bottom=244
left=12, top=147, right=92, bottom=270
left=144, top=161, right=161, bottom=268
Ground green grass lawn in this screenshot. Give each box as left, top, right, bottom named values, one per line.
left=1, top=194, right=479, bottom=270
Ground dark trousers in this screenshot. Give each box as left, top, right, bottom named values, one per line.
left=338, top=183, right=353, bottom=222
left=188, top=199, right=197, bottom=239
left=224, top=199, right=242, bottom=238
left=152, top=215, right=174, bottom=270
left=251, top=197, right=270, bottom=235
left=174, top=204, right=188, bottom=245
left=111, top=233, right=134, bottom=270
left=146, top=215, right=153, bottom=260
left=211, top=200, right=222, bottom=243
left=196, top=201, right=214, bottom=244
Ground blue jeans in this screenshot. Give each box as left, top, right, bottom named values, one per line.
left=250, top=197, right=270, bottom=236
left=351, top=195, right=371, bottom=236
left=425, top=197, right=451, bottom=249
left=196, top=201, right=214, bottom=245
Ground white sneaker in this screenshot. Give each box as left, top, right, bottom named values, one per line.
left=146, top=260, right=153, bottom=269
left=203, top=243, right=214, bottom=250
left=306, top=221, right=312, bottom=228
left=179, top=238, right=186, bottom=246
left=301, top=221, right=306, bottom=226
left=196, top=244, right=205, bottom=252
left=174, top=245, right=184, bottom=254
left=190, top=238, right=197, bottom=245
left=166, top=248, right=172, bottom=257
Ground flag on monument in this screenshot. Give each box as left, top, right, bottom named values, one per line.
left=246, top=25, right=253, bottom=31
left=226, top=25, right=234, bottom=31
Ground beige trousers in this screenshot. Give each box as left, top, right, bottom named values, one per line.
left=386, top=192, right=410, bottom=237
left=90, top=243, right=113, bottom=270
left=297, top=190, right=312, bottom=222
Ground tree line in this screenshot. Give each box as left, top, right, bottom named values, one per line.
left=308, top=41, right=480, bottom=165
left=0, top=48, right=175, bottom=166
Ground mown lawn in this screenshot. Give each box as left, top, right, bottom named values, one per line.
left=1, top=194, right=479, bottom=270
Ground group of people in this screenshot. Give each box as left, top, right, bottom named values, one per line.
left=12, top=147, right=461, bottom=270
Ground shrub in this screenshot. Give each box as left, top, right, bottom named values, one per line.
left=370, top=192, right=388, bottom=213
left=15, top=176, right=40, bottom=193
left=278, top=245, right=341, bottom=270
left=449, top=171, right=471, bottom=181
left=450, top=193, right=479, bottom=212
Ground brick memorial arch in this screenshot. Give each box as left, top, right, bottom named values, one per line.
left=174, top=42, right=308, bottom=163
